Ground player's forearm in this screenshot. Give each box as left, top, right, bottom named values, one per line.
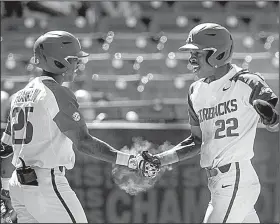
left=156, top=135, right=201, bottom=166
left=0, top=155, right=14, bottom=179
left=1, top=139, right=14, bottom=180
left=1, top=153, right=15, bottom=191
left=78, top=135, right=132, bottom=166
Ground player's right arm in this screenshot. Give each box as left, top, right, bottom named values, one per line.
left=1, top=116, right=15, bottom=183
left=46, top=83, right=139, bottom=169
left=63, top=125, right=135, bottom=167
left=155, top=85, right=202, bottom=166
left=1, top=116, right=17, bottom=223
left=156, top=126, right=202, bottom=166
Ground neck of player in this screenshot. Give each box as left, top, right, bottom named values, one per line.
left=207, top=63, right=232, bottom=82
left=41, top=70, right=64, bottom=85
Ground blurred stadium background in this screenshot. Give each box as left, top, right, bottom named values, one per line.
left=1, top=1, right=279, bottom=223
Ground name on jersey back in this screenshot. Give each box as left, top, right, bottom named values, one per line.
left=14, top=89, right=42, bottom=104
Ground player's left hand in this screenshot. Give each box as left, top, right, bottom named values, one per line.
left=127, top=151, right=161, bottom=178
left=253, top=99, right=279, bottom=126
left=1, top=189, right=17, bottom=223
left=139, top=151, right=161, bottom=178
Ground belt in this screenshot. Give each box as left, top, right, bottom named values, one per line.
left=16, top=166, right=65, bottom=186
left=205, top=163, right=234, bottom=178
left=58, top=166, right=64, bottom=172
left=51, top=166, right=65, bottom=173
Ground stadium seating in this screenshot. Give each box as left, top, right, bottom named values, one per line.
left=109, top=38, right=158, bottom=54
left=268, top=38, right=279, bottom=53
left=174, top=104, right=189, bottom=120
left=1, top=1, right=278, bottom=122
left=252, top=14, right=279, bottom=33
left=232, top=35, right=266, bottom=53
left=173, top=1, right=223, bottom=13
left=248, top=58, right=278, bottom=74
left=140, top=80, right=189, bottom=100
left=46, top=15, right=94, bottom=33
left=1, top=17, right=41, bottom=35
left=200, top=13, right=254, bottom=33
left=162, top=38, right=186, bottom=53
left=112, top=59, right=137, bottom=76
left=149, top=13, right=200, bottom=34
left=138, top=1, right=174, bottom=17
left=80, top=39, right=108, bottom=54
left=96, top=17, right=147, bottom=34
left=82, top=58, right=112, bottom=75
left=226, top=1, right=276, bottom=14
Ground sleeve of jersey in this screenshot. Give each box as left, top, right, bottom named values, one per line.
left=46, top=86, right=87, bottom=133
left=53, top=102, right=86, bottom=133
left=187, top=93, right=200, bottom=126
left=243, top=74, right=278, bottom=107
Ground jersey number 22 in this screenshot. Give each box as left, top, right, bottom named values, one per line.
left=214, top=117, right=239, bottom=139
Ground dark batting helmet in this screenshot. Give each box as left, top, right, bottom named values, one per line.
left=179, top=23, right=234, bottom=68
left=33, top=31, right=89, bottom=74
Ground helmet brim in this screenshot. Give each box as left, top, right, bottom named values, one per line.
left=77, top=51, right=90, bottom=58
left=178, top=43, right=200, bottom=51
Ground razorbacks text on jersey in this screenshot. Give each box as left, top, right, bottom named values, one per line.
left=187, top=64, right=278, bottom=168
left=1, top=76, right=86, bottom=170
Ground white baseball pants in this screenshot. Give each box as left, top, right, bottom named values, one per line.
left=203, top=160, right=261, bottom=223
left=9, top=166, right=87, bottom=223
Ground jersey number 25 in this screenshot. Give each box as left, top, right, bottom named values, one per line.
left=11, top=107, right=34, bottom=144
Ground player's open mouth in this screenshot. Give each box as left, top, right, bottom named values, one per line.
left=191, top=64, right=200, bottom=73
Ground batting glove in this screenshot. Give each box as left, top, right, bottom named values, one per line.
left=1, top=189, right=17, bottom=223
left=139, top=151, right=161, bottom=178
left=253, top=99, right=279, bottom=126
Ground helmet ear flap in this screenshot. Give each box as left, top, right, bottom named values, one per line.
left=206, top=43, right=233, bottom=68
left=206, top=50, right=215, bottom=67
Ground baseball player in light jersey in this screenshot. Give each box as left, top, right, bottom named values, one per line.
left=0, top=31, right=160, bottom=223
left=153, top=23, right=279, bottom=223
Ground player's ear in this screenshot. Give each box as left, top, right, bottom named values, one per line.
left=31, top=55, right=40, bottom=66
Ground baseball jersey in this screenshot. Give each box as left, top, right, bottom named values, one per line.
left=187, top=64, right=278, bottom=168
left=1, top=76, right=86, bottom=169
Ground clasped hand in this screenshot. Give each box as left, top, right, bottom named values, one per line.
left=128, top=151, right=161, bottom=178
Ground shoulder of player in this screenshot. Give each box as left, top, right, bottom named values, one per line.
left=231, top=69, right=265, bottom=89
left=189, top=79, right=204, bottom=95
left=42, top=80, right=77, bottom=107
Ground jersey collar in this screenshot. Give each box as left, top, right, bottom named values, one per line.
left=203, top=64, right=242, bottom=84
left=39, top=75, right=58, bottom=83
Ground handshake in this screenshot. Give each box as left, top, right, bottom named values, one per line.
left=127, top=151, right=161, bottom=179
left=112, top=140, right=173, bottom=195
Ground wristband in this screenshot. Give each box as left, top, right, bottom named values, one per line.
left=1, top=132, right=12, bottom=146
left=116, top=152, right=131, bottom=166
left=266, top=122, right=279, bottom=132
left=1, top=178, right=10, bottom=191
left=158, top=152, right=179, bottom=166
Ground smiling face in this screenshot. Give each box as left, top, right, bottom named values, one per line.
left=188, top=49, right=214, bottom=78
